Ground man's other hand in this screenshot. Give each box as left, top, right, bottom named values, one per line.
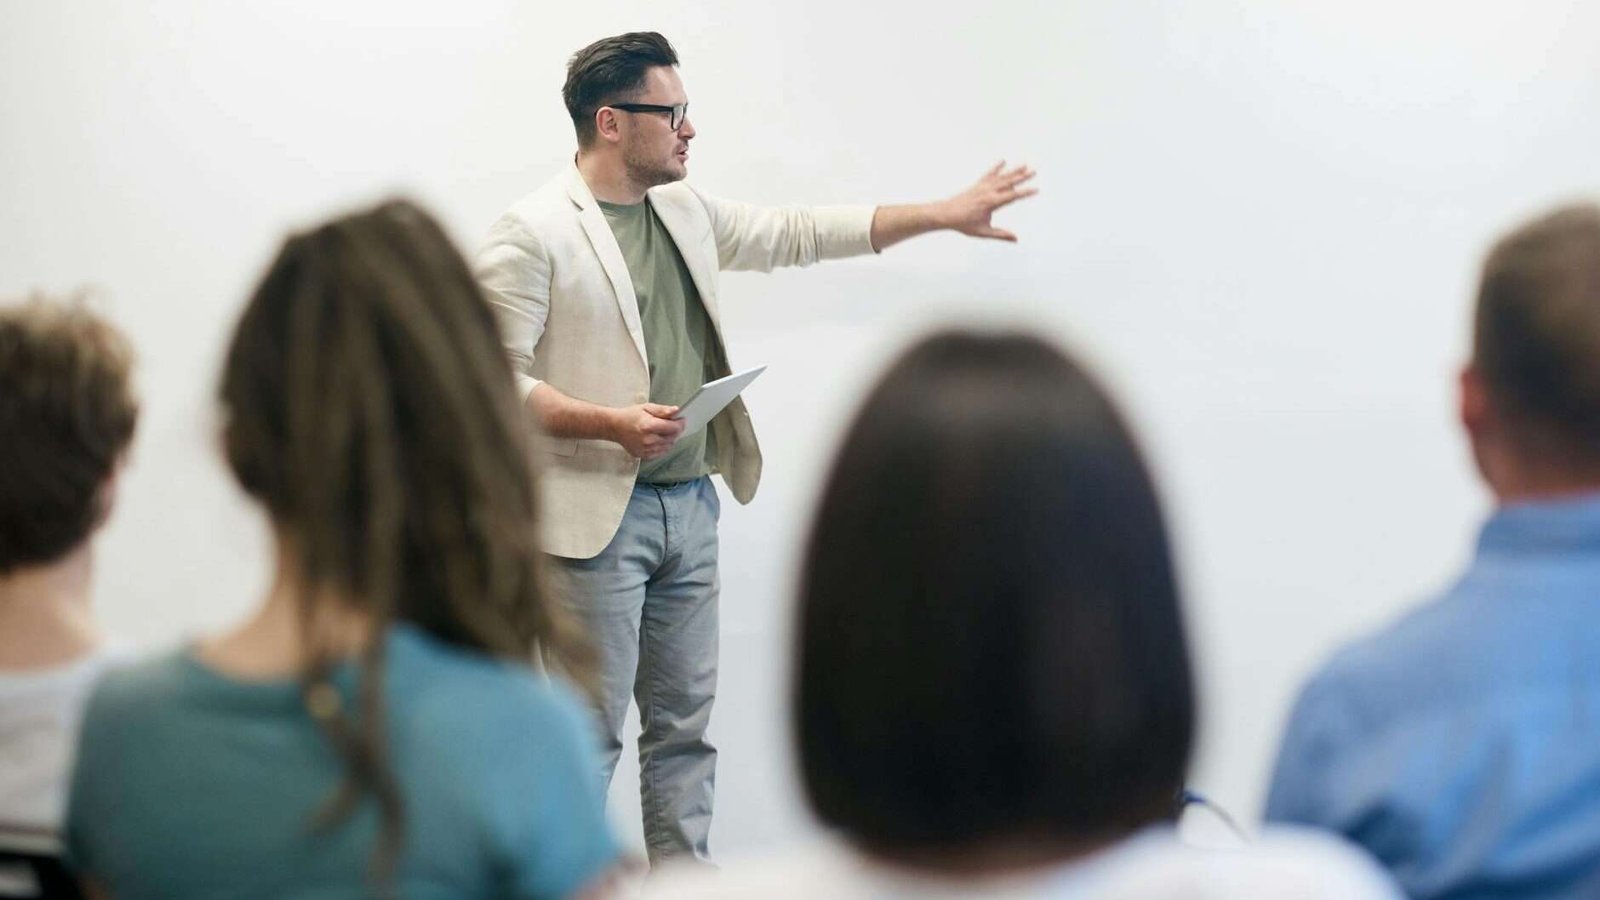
left=612, top=403, right=686, bottom=460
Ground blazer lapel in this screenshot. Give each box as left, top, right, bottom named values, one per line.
left=565, top=165, right=648, bottom=367
left=648, top=191, right=723, bottom=332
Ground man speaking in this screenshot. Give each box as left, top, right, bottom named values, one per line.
left=475, top=31, right=1035, bottom=866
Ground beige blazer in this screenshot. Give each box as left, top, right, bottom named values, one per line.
left=475, top=164, right=876, bottom=559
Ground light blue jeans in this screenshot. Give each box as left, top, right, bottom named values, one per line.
left=547, top=476, right=720, bottom=866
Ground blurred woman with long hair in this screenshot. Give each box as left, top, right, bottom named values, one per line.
left=66, top=200, right=619, bottom=899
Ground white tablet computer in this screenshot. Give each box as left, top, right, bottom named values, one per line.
left=671, top=365, right=767, bottom=437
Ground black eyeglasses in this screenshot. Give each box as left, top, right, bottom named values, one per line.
left=609, top=102, right=689, bottom=131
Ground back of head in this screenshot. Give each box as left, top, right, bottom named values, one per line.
left=218, top=198, right=590, bottom=874
left=796, top=331, right=1194, bottom=856
left=0, top=297, right=137, bottom=576
left=219, top=197, right=579, bottom=661
left=563, top=31, right=678, bottom=148
left=1474, top=202, right=1600, bottom=468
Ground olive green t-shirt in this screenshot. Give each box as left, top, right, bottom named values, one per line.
left=599, top=198, right=720, bottom=483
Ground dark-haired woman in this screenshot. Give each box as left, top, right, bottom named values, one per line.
left=65, top=200, right=621, bottom=899
left=647, top=331, right=1398, bottom=899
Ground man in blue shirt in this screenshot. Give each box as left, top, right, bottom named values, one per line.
left=1266, top=203, right=1600, bottom=899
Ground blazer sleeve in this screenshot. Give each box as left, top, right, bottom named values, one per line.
left=474, top=214, right=553, bottom=404
left=689, top=184, right=878, bottom=273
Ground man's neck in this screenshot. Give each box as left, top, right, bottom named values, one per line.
left=576, top=150, right=649, bottom=205
left=1484, top=447, right=1600, bottom=506
left=1495, top=481, right=1600, bottom=506
left=0, top=545, right=104, bottom=671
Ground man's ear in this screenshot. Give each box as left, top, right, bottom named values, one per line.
left=1459, top=363, right=1489, bottom=441
left=91, top=458, right=126, bottom=532
left=595, top=107, right=622, bottom=144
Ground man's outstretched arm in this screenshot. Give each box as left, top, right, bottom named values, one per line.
left=692, top=161, right=1036, bottom=272
left=870, top=162, right=1037, bottom=252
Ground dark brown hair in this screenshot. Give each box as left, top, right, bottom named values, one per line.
left=1474, top=202, right=1600, bottom=466
left=218, top=199, right=591, bottom=878
left=796, top=331, right=1194, bottom=856
left=0, top=296, right=138, bottom=575
left=562, top=31, right=678, bottom=148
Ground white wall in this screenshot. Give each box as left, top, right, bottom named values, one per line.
left=4, top=0, right=1598, bottom=860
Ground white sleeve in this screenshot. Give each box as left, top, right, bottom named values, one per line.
left=474, top=214, right=551, bottom=404
left=691, top=184, right=876, bottom=273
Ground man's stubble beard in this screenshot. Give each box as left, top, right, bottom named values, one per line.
left=623, top=140, right=686, bottom=190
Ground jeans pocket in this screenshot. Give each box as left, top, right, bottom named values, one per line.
left=704, top=477, right=722, bottom=523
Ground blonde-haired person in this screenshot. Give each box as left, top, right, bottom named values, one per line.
left=66, top=200, right=622, bottom=899
left=645, top=331, right=1399, bottom=900
left=0, top=297, right=137, bottom=837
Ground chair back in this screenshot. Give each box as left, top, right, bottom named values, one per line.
left=0, top=825, right=82, bottom=900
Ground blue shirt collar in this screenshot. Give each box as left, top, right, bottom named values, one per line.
left=1477, top=491, right=1600, bottom=559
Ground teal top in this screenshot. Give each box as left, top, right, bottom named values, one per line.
left=65, top=624, right=618, bottom=899
left=599, top=197, right=720, bottom=483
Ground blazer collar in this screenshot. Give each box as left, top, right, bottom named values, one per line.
left=566, top=161, right=648, bottom=366
left=563, top=159, right=600, bottom=210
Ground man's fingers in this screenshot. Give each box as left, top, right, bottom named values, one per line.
left=979, top=227, right=1018, bottom=242
left=994, top=186, right=1039, bottom=208
left=643, top=403, right=680, bottom=418
left=641, top=432, right=683, bottom=458
left=1004, top=167, right=1036, bottom=187
left=639, top=437, right=676, bottom=459
left=983, top=164, right=1031, bottom=188
left=641, top=418, right=685, bottom=436
left=977, top=163, right=1032, bottom=188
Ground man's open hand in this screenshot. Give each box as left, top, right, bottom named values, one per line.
left=940, top=161, right=1038, bottom=242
